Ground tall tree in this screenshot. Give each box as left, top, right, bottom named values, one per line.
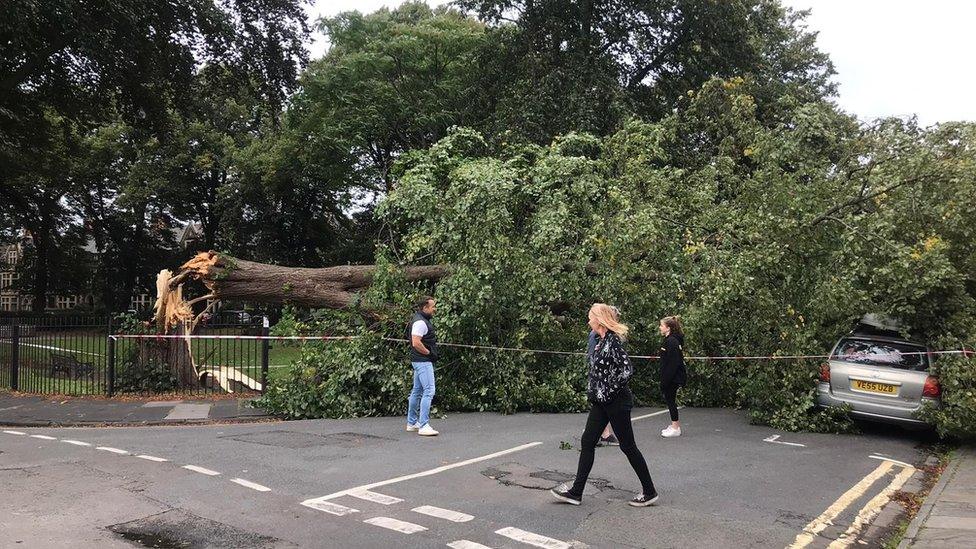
left=291, top=2, right=492, bottom=194
left=459, top=0, right=835, bottom=140
left=0, top=110, right=83, bottom=311
left=1, top=0, right=309, bottom=311
left=72, top=121, right=178, bottom=311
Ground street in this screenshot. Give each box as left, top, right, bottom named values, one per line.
left=0, top=407, right=928, bottom=548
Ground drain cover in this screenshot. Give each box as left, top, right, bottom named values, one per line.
left=225, top=430, right=392, bottom=449
left=109, top=509, right=288, bottom=548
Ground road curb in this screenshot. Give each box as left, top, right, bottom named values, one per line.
left=0, top=416, right=280, bottom=428
left=897, top=451, right=961, bottom=549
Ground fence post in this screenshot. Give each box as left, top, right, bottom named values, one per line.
left=106, top=335, right=116, bottom=397
left=10, top=323, right=19, bottom=391
left=260, top=324, right=270, bottom=393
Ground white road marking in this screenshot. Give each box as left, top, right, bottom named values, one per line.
left=30, top=434, right=57, bottom=440
left=62, top=440, right=91, bottom=447
left=869, top=455, right=914, bottom=469
left=96, top=447, right=130, bottom=455
left=413, top=505, right=474, bottom=523
left=3, top=430, right=27, bottom=435
left=303, top=500, right=359, bottom=516
left=302, top=441, right=543, bottom=509
left=182, top=465, right=220, bottom=476
left=789, top=461, right=894, bottom=548
left=136, top=455, right=168, bottom=462
left=495, top=527, right=571, bottom=549
left=231, top=478, right=272, bottom=492
left=349, top=490, right=403, bottom=505
left=764, top=434, right=806, bottom=447
left=364, top=517, right=428, bottom=534
left=448, top=541, right=494, bottom=549
left=827, top=466, right=915, bottom=548
left=631, top=407, right=683, bottom=422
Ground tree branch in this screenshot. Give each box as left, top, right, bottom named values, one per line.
left=808, top=174, right=933, bottom=227
left=186, top=293, right=216, bottom=308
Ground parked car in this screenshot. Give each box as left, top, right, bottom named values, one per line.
left=817, top=329, right=940, bottom=428
left=218, top=310, right=251, bottom=324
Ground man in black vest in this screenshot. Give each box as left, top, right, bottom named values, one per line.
left=406, top=296, right=439, bottom=436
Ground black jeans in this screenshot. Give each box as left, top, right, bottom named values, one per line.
left=570, top=388, right=656, bottom=497
left=662, top=382, right=680, bottom=422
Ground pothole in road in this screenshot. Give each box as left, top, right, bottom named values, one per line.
left=482, top=462, right=618, bottom=496
left=222, top=430, right=392, bottom=449
left=115, top=530, right=190, bottom=549
left=109, top=509, right=288, bottom=548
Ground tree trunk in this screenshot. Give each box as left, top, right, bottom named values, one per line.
left=151, top=252, right=449, bottom=391
left=170, top=251, right=450, bottom=309
left=27, top=219, right=52, bottom=313
left=166, top=321, right=199, bottom=387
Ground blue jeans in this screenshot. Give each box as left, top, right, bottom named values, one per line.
left=407, top=362, right=435, bottom=427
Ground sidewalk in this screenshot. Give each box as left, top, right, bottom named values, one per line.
left=900, top=446, right=976, bottom=548
left=0, top=391, right=274, bottom=427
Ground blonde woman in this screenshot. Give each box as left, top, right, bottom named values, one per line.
left=552, top=303, right=659, bottom=507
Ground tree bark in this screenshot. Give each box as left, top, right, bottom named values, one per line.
left=171, top=251, right=450, bottom=309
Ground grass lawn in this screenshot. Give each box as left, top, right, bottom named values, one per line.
left=1, top=331, right=319, bottom=393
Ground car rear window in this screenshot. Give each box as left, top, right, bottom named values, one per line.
left=832, top=338, right=929, bottom=370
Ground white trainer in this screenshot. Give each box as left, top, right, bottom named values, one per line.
left=661, top=426, right=681, bottom=438
left=406, top=423, right=421, bottom=432
left=418, top=424, right=439, bottom=436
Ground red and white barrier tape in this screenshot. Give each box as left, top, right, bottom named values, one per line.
left=108, top=333, right=974, bottom=361
left=109, top=334, right=359, bottom=341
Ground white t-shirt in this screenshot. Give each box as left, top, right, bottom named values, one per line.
left=411, top=320, right=429, bottom=337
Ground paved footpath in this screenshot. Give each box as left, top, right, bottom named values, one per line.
left=900, top=446, right=976, bottom=548
left=0, top=391, right=270, bottom=426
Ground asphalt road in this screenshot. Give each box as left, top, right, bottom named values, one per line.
left=0, top=407, right=931, bottom=548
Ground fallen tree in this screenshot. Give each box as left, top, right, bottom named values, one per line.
left=170, top=251, right=449, bottom=311
left=149, top=251, right=449, bottom=389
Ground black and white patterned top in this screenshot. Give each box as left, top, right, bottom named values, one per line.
left=587, top=331, right=634, bottom=403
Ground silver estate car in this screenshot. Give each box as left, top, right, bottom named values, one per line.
left=817, top=335, right=940, bottom=428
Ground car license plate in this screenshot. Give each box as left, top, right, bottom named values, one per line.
left=852, top=380, right=898, bottom=395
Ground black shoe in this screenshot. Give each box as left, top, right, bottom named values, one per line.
left=601, top=434, right=619, bottom=446
left=550, top=485, right=582, bottom=505
left=628, top=492, right=659, bottom=507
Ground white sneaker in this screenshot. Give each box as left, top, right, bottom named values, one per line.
left=406, top=423, right=421, bottom=432
left=661, top=426, right=681, bottom=438
left=418, top=424, right=439, bottom=436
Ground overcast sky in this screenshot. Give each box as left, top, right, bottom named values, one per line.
left=308, top=0, right=975, bottom=126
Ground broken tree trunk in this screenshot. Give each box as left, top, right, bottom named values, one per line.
left=151, top=252, right=448, bottom=391
left=151, top=271, right=200, bottom=389
left=172, top=251, right=450, bottom=309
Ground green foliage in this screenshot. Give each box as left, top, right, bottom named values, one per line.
left=255, top=332, right=410, bottom=419
left=111, top=312, right=178, bottom=393
left=458, top=0, right=835, bottom=140
left=288, top=78, right=969, bottom=434
left=919, top=346, right=976, bottom=439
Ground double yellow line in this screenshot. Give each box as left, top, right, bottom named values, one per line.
left=789, top=458, right=915, bottom=549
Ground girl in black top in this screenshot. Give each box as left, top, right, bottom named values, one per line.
left=659, top=316, right=687, bottom=438
left=551, top=303, right=659, bottom=507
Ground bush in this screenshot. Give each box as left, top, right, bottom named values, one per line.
left=919, top=350, right=976, bottom=439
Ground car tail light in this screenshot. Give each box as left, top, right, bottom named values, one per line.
left=819, top=363, right=831, bottom=383
left=922, top=376, right=941, bottom=398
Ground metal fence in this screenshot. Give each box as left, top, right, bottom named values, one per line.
left=0, top=315, right=268, bottom=397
